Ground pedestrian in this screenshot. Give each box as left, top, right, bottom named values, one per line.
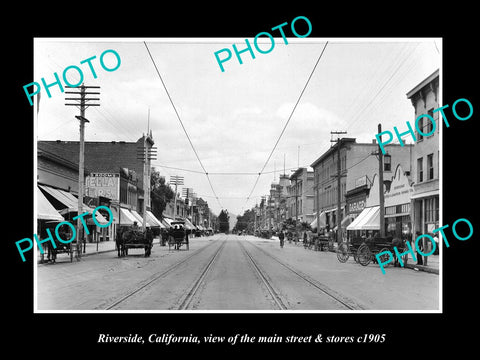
left=416, top=231, right=424, bottom=265
left=278, top=230, right=285, bottom=248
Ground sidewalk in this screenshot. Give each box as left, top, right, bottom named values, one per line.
left=270, top=237, right=440, bottom=275
left=37, top=237, right=162, bottom=263
left=404, top=253, right=439, bottom=274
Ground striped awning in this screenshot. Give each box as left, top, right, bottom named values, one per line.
left=37, top=187, right=64, bottom=222
left=346, top=206, right=380, bottom=231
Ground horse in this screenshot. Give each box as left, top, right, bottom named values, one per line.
left=43, top=227, right=74, bottom=263
left=121, top=228, right=153, bottom=257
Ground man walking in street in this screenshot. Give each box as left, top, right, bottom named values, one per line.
left=279, top=230, right=285, bottom=248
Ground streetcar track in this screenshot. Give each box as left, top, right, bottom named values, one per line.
left=103, top=239, right=221, bottom=310
left=176, top=240, right=227, bottom=310
left=238, top=240, right=288, bottom=310
left=244, top=240, right=365, bottom=310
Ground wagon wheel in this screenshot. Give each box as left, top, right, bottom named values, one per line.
left=357, top=244, right=372, bottom=266
left=336, top=242, right=349, bottom=263
left=377, top=248, right=393, bottom=267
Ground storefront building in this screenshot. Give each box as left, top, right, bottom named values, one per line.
left=406, top=70, right=440, bottom=239
left=37, top=133, right=164, bottom=245
left=311, top=137, right=412, bottom=237
left=384, top=165, right=413, bottom=240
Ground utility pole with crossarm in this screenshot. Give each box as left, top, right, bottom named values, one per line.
left=331, top=131, right=347, bottom=243
left=65, top=84, right=100, bottom=259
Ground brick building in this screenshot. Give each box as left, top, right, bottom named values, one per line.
left=287, top=167, right=315, bottom=225
left=310, top=138, right=413, bottom=236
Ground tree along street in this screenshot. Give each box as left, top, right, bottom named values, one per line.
left=36, top=234, right=438, bottom=311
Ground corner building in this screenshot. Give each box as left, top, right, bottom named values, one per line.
left=406, top=69, right=440, bottom=237
left=311, top=138, right=413, bottom=237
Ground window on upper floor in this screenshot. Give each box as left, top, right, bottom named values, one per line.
left=426, top=108, right=434, bottom=135
left=417, top=117, right=424, bottom=141
left=384, top=154, right=391, bottom=172
left=417, top=157, right=423, bottom=183
left=427, top=153, right=434, bottom=180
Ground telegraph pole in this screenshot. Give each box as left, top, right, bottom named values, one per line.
left=182, top=187, right=193, bottom=220
left=65, top=84, right=100, bottom=259
left=295, top=177, right=299, bottom=225
left=331, top=131, right=347, bottom=243
left=137, top=129, right=157, bottom=232
left=371, top=124, right=386, bottom=237
left=377, top=124, right=385, bottom=237
left=170, top=175, right=184, bottom=219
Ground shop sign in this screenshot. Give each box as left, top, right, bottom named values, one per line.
left=85, top=173, right=120, bottom=201
left=348, top=199, right=365, bottom=213
left=384, top=165, right=413, bottom=207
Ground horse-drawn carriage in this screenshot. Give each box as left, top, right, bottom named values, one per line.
left=42, top=226, right=74, bottom=263
left=336, top=236, right=407, bottom=267
left=167, top=221, right=189, bottom=251
left=116, top=224, right=154, bottom=257
left=311, top=234, right=330, bottom=251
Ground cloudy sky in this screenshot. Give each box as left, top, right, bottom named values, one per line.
left=34, top=37, right=440, bottom=216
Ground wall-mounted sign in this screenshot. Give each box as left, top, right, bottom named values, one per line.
left=384, top=165, right=413, bottom=207
left=85, top=173, right=120, bottom=201
left=348, top=199, right=366, bottom=213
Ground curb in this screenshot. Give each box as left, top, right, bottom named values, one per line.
left=405, top=263, right=439, bottom=275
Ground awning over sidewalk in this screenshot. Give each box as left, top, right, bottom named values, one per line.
left=39, top=184, right=81, bottom=213
left=161, top=218, right=172, bottom=228
left=37, top=187, right=64, bottom=222
left=86, top=209, right=109, bottom=225
left=183, top=218, right=196, bottom=230
left=111, top=207, right=137, bottom=226
left=146, top=210, right=165, bottom=228
left=162, top=217, right=175, bottom=227
left=130, top=209, right=144, bottom=226
left=346, top=206, right=380, bottom=231
left=333, top=214, right=356, bottom=231
left=310, top=211, right=326, bottom=230
left=39, top=184, right=107, bottom=224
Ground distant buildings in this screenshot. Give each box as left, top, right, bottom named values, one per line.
left=310, top=138, right=412, bottom=235
left=287, top=167, right=315, bottom=225
left=252, top=69, right=440, bottom=250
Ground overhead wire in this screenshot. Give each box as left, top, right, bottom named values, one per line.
left=36, top=50, right=139, bottom=142
left=143, top=41, right=223, bottom=209
left=245, top=41, right=329, bottom=206
left=345, top=42, right=420, bottom=133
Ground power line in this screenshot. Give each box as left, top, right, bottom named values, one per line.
left=152, top=163, right=205, bottom=174
left=245, top=41, right=329, bottom=205
left=346, top=43, right=419, bottom=133
left=144, top=41, right=223, bottom=209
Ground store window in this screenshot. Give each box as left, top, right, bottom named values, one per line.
left=425, top=197, right=438, bottom=224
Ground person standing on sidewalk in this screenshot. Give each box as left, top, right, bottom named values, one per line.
left=415, top=231, right=424, bottom=265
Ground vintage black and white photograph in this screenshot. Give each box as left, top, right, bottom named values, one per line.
left=33, top=37, right=442, bottom=312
